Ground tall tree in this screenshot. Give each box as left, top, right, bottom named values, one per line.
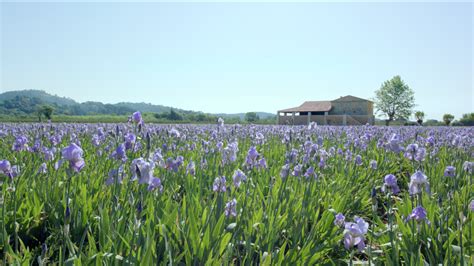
left=374, top=76, right=415, bottom=125
left=168, top=109, right=183, bottom=121
left=443, top=114, right=454, bottom=126
left=41, top=105, right=54, bottom=120
left=459, top=113, right=474, bottom=126
left=245, top=112, right=259, bottom=123
left=414, top=111, right=425, bottom=125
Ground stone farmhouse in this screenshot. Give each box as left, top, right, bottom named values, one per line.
left=277, top=95, right=374, bottom=125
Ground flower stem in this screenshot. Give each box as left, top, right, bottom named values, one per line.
left=12, top=177, right=18, bottom=252
left=61, top=170, right=72, bottom=263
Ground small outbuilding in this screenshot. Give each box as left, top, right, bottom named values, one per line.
left=277, top=95, right=374, bottom=125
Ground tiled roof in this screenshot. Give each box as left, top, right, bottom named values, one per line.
left=278, top=101, right=332, bottom=112
left=278, top=95, right=371, bottom=113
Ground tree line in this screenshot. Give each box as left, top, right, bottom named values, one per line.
left=0, top=95, right=275, bottom=124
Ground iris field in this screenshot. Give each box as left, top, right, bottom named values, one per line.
left=0, top=115, right=473, bottom=265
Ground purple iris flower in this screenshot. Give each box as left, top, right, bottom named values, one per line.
left=355, top=155, right=363, bottom=166
left=407, top=206, right=430, bottom=224
left=426, top=136, right=435, bottom=146
left=317, top=136, right=323, bottom=146
left=12, top=135, right=29, bottom=152
left=130, top=158, right=156, bottom=184
left=415, top=147, right=426, bottom=162
left=382, top=174, right=400, bottom=194
left=175, top=155, right=184, bottom=167
left=304, top=166, right=317, bottom=180
left=32, top=139, right=42, bottom=152
left=292, top=164, right=302, bottom=177
left=61, top=143, right=85, bottom=172
left=152, top=149, right=165, bottom=168
left=165, top=156, right=183, bottom=172
left=169, top=128, right=180, bottom=138
left=345, top=150, right=352, bottom=162
left=131, top=111, right=143, bottom=124
left=408, top=171, right=430, bottom=195
left=38, top=163, right=48, bottom=174
left=10, top=165, right=20, bottom=178
left=404, top=143, right=419, bottom=160
left=334, top=213, right=345, bottom=226
left=343, top=217, right=369, bottom=251
left=369, top=160, right=377, bottom=170
left=255, top=132, right=265, bottom=144
left=232, top=169, right=247, bottom=188
left=111, top=143, right=127, bottom=162
left=257, top=158, right=267, bottom=169
left=91, top=134, right=101, bottom=147
left=217, top=117, right=225, bottom=127
left=247, top=146, right=259, bottom=161
left=463, top=161, right=473, bottom=174
left=224, top=198, right=237, bottom=217
left=469, top=200, right=474, bottom=212
left=42, top=147, right=55, bottom=161
left=147, top=177, right=163, bottom=192
left=388, top=134, right=404, bottom=153
left=318, top=158, right=326, bottom=169
left=124, top=133, right=136, bottom=150
left=222, top=141, right=239, bottom=165
left=244, top=146, right=261, bottom=169
left=49, top=135, right=62, bottom=146
left=216, top=141, right=224, bottom=151
left=0, top=160, right=12, bottom=175
left=213, top=177, right=227, bottom=193
left=280, top=164, right=290, bottom=179
left=444, top=166, right=456, bottom=177
left=288, top=149, right=298, bottom=163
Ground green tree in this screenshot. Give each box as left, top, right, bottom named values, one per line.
left=168, top=109, right=183, bottom=121
left=36, top=107, right=43, bottom=122
left=459, top=113, right=474, bottom=126
left=442, top=114, right=454, bottom=126
left=35, top=105, right=54, bottom=122
left=196, top=113, right=207, bottom=122
left=245, top=112, right=259, bottom=123
left=374, top=75, right=415, bottom=125
left=41, top=105, right=54, bottom=120
left=414, top=111, right=425, bottom=125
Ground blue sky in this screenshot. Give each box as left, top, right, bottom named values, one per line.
left=1, top=2, right=472, bottom=119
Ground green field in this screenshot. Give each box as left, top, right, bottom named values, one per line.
left=0, top=123, right=472, bottom=264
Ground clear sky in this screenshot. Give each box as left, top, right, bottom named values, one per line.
left=1, top=2, right=472, bottom=119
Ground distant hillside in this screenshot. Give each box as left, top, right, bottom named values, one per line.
left=0, top=90, right=275, bottom=120
left=115, top=102, right=173, bottom=114
left=0, top=89, right=77, bottom=106
left=216, top=112, right=276, bottom=120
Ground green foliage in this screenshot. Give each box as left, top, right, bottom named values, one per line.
left=374, top=76, right=415, bottom=125
left=0, top=89, right=76, bottom=106
left=0, top=90, right=276, bottom=124
left=168, top=109, right=183, bottom=121
left=458, top=113, right=474, bottom=126
left=245, top=112, right=259, bottom=123
left=40, top=105, right=54, bottom=120
left=414, top=111, right=425, bottom=125
left=424, top=119, right=443, bottom=126
left=443, top=114, right=454, bottom=126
